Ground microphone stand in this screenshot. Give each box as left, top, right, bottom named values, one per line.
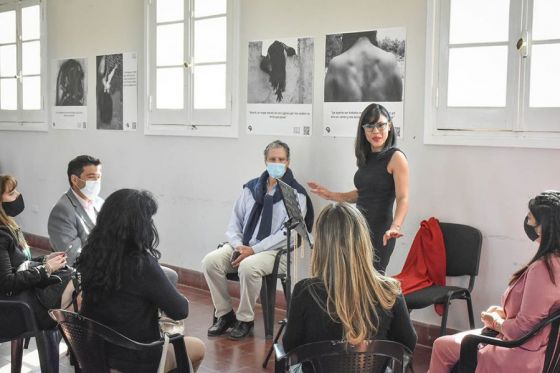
left=262, top=216, right=300, bottom=368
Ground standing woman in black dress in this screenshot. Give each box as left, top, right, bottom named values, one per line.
left=308, top=103, right=409, bottom=272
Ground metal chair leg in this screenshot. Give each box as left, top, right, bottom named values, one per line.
left=265, top=275, right=278, bottom=339
left=440, top=300, right=451, bottom=336
left=466, top=294, right=475, bottom=329
left=260, top=275, right=277, bottom=339
left=11, top=338, right=24, bottom=373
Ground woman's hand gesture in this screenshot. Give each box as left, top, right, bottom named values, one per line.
left=383, top=227, right=403, bottom=246
left=307, top=181, right=334, bottom=201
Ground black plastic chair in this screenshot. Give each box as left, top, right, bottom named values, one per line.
left=456, top=308, right=560, bottom=373
left=214, top=245, right=288, bottom=339
left=274, top=339, right=414, bottom=373
left=49, top=309, right=190, bottom=373
left=0, top=299, right=60, bottom=373
left=404, top=222, right=483, bottom=336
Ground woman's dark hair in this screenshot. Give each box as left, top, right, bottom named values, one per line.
left=259, top=40, right=296, bottom=102
left=510, top=190, right=560, bottom=285
left=77, top=188, right=161, bottom=303
left=354, top=103, right=396, bottom=167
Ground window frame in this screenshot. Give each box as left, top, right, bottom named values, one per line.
left=0, top=0, right=47, bottom=132
left=424, top=0, right=560, bottom=149
left=144, top=0, right=239, bottom=138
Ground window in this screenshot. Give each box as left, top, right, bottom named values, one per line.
left=0, top=0, right=46, bottom=131
left=424, top=0, right=560, bottom=148
left=145, top=0, right=238, bottom=137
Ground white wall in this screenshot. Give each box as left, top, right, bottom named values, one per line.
left=1, top=0, right=559, bottom=330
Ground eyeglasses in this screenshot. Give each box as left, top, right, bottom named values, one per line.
left=362, top=122, right=389, bottom=132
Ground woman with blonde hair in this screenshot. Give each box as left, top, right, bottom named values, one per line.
left=282, top=202, right=416, bottom=370
left=0, top=175, right=67, bottom=329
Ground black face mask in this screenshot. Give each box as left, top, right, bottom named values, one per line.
left=524, top=216, right=539, bottom=241
left=2, top=194, right=25, bottom=217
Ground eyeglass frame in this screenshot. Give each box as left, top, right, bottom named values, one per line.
left=362, top=121, right=390, bottom=132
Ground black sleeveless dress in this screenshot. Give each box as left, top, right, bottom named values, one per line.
left=354, top=147, right=402, bottom=272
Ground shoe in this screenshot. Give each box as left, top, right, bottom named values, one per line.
left=228, top=320, right=254, bottom=340
left=207, top=310, right=236, bottom=336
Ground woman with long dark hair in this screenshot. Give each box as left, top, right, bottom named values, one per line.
left=429, top=191, right=560, bottom=373
left=283, top=203, right=416, bottom=371
left=0, top=175, right=67, bottom=329
left=77, top=188, right=205, bottom=372
left=308, top=103, right=409, bottom=272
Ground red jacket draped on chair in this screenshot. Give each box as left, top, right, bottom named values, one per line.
left=394, top=217, right=446, bottom=315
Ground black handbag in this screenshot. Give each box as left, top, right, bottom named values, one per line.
left=34, top=267, right=74, bottom=310
left=17, top=260, right=74, bottom=310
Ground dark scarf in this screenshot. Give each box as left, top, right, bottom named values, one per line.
left=242, top=168, right=314, bottom=246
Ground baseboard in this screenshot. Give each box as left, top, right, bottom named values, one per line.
left=412, top=320, right=458, bottom=347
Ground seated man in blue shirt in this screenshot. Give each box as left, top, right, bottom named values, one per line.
left=202, top=140, right=313, bottom=340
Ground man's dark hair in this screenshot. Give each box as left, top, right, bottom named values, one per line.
left=76, top=188, right=161, bottom=304
left=264, top=140, right=290, bottom=161
left=342, top=31, right=378, bottom=53
left=67, top=155, right=101, bottom=186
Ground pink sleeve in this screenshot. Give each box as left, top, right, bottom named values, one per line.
left=501, top=260, right=560, bottom=340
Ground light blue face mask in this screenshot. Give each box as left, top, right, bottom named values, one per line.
left=266, top=163, right=287, bottom=179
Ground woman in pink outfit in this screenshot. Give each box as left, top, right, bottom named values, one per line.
left=429, top=190, right=560, bottom=373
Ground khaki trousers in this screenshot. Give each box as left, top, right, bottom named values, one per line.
left=201, top=243, right=286, bottom=322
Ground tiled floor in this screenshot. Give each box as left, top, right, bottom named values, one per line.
left=0, top=285, right=432, bottom=372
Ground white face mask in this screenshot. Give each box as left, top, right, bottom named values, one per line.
left=80, top=179, right=101, bottom=199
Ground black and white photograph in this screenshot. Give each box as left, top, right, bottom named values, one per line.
left=96, top=52, right=137, bottom=131
left=55, top=58, right=87, bottom=106
left=96, top=53, right=123, bottom=130
left=247, top=37, right=313, bottom=136
left=248, top=38, right=313, bottom=104
left=51, top=57, right=88, bottom=130
left=323, top=27, right=406, bottom=137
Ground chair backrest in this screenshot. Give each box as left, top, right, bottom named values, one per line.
left=439, top=222, right=482, bottom=277
left=286, top=340, right=411, bottom=373
left=49, top=309, right=164, bottom=373
left=543, top=310, right=560, bottom=373
left=0, top=299, right=38, bottom=341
